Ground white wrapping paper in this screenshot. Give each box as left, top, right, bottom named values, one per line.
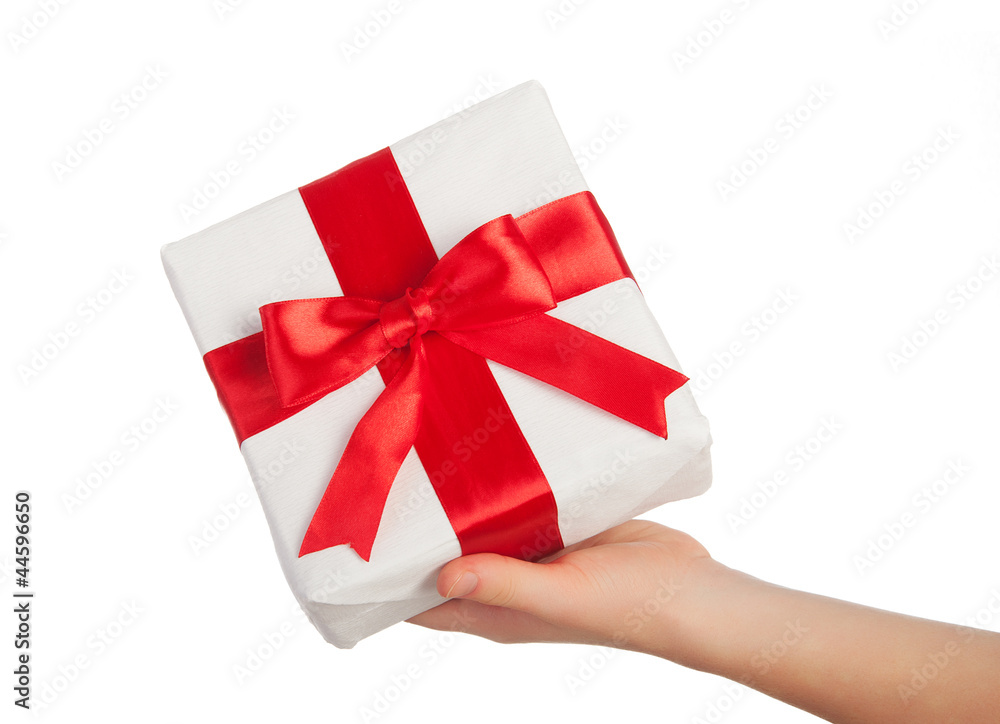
left=162, top=81, right=712, bottom=648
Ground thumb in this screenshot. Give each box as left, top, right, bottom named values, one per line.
left=437, top=552, right=568, bottom=619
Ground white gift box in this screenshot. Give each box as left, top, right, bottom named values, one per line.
left=161, top=80, right=712, bottom=648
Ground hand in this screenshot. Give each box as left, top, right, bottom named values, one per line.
left=407, top=519, right=725, bottom=666
left=409, top=519, right=1000, bottom=724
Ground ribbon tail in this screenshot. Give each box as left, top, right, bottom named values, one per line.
left=444, top=316, right=688, bottom=439
left=298, top=338, right=426, bottom=560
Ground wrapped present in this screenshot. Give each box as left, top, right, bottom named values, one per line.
left=161, top=81, right=712, bottom=648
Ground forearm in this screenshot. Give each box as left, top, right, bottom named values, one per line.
left=645, top=560, right=1000, bottom=723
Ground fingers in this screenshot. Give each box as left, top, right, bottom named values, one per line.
left=435, top=552, right=573, bottom=621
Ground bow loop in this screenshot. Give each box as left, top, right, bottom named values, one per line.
left=420, top=214, right=558, bottom=330
left=259, top=295, right=386, bottom=408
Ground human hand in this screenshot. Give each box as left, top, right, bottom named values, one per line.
left=410, top=518, right=1000, bottom=724
left=407, top=519, right=728, bottom=666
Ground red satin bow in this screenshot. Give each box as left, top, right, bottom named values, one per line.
left=260, top=214, right=688, bottom=561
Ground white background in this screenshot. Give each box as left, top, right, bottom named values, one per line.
left=3, top=1, right=999, bottom=722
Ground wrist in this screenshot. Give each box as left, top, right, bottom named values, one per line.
left=634, top=557, right=770, bottom=674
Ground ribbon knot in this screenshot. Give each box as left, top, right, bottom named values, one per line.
left=379, top=287, right=433, bottom=348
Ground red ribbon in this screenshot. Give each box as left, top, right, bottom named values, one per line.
left=260, top=214, right=688, bottom=559
left=203, top=148, right=689, bottom=563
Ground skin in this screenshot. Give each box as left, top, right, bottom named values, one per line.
left=408, top=519, right=1000, bottom=723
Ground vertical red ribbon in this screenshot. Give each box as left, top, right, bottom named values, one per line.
left=296, top=149, right=564, bottom=561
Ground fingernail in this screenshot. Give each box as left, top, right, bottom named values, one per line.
left=444, top=572, right=478, bottom=598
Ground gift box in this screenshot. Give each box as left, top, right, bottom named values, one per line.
left=161, top=80, right=712, bottom=648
